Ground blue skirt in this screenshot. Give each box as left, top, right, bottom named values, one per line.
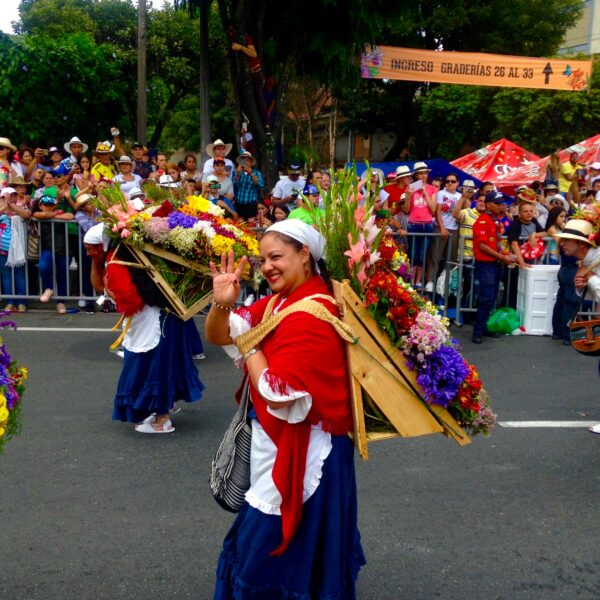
left=214, top=435, right=366, bottom=600
left=186, top=318, right=204, bottom=355
left=113, top=312, right=205, bottom=423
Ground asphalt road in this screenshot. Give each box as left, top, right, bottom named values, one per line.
left=1, top=311, right=599, bottom=599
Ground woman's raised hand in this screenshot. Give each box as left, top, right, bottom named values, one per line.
left=209, top=250, right=249, bottom=307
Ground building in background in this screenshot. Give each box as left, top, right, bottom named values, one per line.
left=560, top=0, right=600, bottom=54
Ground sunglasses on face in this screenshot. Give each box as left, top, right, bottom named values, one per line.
left=445, top=179, right=458, bottom=184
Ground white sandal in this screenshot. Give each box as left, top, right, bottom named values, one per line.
left=134, top=419, right=174, bottom=434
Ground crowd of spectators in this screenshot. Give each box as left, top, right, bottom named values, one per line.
left=0, top=131, right=597, bottom=332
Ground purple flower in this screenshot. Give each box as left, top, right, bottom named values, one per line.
left=416, top=345, right=469, bottom=407
left=167, top=211, right=198, bottom=230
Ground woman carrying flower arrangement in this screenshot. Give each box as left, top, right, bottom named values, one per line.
left=206, top=219, right=365, bottom=599
left=84, top=223, right=205, bottom=433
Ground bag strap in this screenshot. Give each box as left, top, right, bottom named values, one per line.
left=236, top=296, right=356, bottom=356
left=260, top=293, right=336, bottom=322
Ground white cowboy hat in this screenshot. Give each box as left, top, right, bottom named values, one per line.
left=205, top=138, right=233, bottom=158
left=117, top=155, right=133, bottom=164
left=554, top=219, right=594, bottom=245
left=0, top=137, right=17, bottom=153
left=412, top=161, right=431, bottom=174
left=64, top=136, right=89, bottom=154
left=394, top=165, right=413, bottom=179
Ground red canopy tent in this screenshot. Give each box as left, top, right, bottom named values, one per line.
left=495, top=133, right=600, bottom=193
left=450, top=138, right=540, bottom=182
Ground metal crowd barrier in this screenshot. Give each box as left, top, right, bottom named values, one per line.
left=0, top=222, right=597, bottom=320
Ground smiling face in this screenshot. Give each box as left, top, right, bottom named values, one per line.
left=258, top=233, right=312, bottom=296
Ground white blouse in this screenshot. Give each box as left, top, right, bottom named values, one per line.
left=227, top=304, right=332, bottom=515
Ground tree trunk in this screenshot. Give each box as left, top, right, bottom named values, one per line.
left=329, top=102, right=337, bottom=169
left=199, top=0, right=211, bottom=160
left=148, top=90, right=183, bottom=147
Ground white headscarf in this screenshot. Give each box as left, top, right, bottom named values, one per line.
left=83, top=223, right=109, bottom=251
left=265, top=219, right=326, bottom=263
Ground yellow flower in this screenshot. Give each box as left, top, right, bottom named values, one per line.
left=20, top=367, right=27, bottom=380
left=0, top=405, right=8, bottom=423
left=0, top=393, right=6, bottom=410
left=211, top=234, right=236, bottom=256
left=0, top=426, right=5, bottom=437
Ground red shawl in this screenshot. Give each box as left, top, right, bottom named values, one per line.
left=105, top=250, right=145, bottom=317
left=241, top=275, right=352, bottom=555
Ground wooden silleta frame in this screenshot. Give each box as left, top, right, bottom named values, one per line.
left=332, top=280, right=470, bottom=460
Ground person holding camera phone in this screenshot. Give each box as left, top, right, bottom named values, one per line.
left=204, top=174, right=238, bottom=219
left=271, top=163, right=306, bottom=212
left=233, top=151, right=264, bottom=219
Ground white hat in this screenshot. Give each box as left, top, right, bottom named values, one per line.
left=117, top=155, right=133, bottom=164
left=83, top=223, right=109, bottom=251
left=554, top=219, right=594, bottom=245
left=412, top=161, right=431, bottom=174
left=265, top=219, right=326, bottom=263
left=547, top=194, right=569, bottom=211
left=0, top=187, right=17, bottom=196
left=394, top=165, right=413, bottom=179
left=0, top=138, right=17, bottom=153
left=205, top=174, right=219, bottom=183
left=462, top=179, right=476, bottom=188
left=205, top=138, right=233, bottom=158
left=158, top=174, right=179, bottom=188
left=127, top=186, right=145, bottom=200
left=64, top=136, right=88, bottom=153
left=589, top=161, right=600, bottom=171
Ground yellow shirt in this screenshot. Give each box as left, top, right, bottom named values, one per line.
left=558, top=161, right=577, bottom=193
left=91, top=161, right=117, bottom=181
left=457, top=207, right=480, bottom=258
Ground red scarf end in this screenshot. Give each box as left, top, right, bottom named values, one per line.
left=269, top=538, right=291, bottom=557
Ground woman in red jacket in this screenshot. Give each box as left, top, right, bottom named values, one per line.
left=207, top=219, right=365, bottom=599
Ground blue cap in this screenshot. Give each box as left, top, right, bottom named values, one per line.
left=305, top=184, right=319, bottom=195
left=288, top=163, right=301, bottom=174
left=484, top=191, right=505, bottom=204
left=51, top=164, right=70, bottom=177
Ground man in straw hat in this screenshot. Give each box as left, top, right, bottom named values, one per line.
left=91, top=141, right=117, bottom=181
left=555, top=219, right=600, bottom=433
left=203, top=139, right=234, bottom=178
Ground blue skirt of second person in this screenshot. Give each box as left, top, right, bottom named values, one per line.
left=113, top=312, right=205, bottom=423
left=214, top=435, right=366, bottom=600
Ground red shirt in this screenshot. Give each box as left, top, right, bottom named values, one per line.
left=384, top=183, right=408, bottom=213
left=473, top=213, right=503, bottom=262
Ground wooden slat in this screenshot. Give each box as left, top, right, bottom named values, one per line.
left=334, top=279, right=471, bottom=451
left=141, top=243, right=212, bottom=274
left=127, top=245, right=213, bottom=321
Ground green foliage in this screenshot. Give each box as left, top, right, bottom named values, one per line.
left=415, top=59, right=600, bottom=158
left=0, top=31, right=131, bottom=145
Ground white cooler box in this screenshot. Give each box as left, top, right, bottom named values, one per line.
left=516, top=264, right=559, bottom=335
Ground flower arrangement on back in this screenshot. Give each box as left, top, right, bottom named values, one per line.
left=308, top=167, right=496, bottom=436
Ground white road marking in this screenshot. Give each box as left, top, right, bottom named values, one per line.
left=14, top=327, right=114, bottom=332
left=499, top=421, right=598, bottom=428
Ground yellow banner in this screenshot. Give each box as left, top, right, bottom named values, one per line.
left=361, top=46, right=592, bottom=92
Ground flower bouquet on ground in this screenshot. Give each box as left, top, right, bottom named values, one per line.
left=309, top=167, right=496, bottom=458
left=0, top=318, right=28, bottom=454
left=95, top=188, right=259, bottom=319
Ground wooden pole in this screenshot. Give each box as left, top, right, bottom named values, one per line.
left=137, top=0, right=147, bottom=145
left=199, top=0, right=211, bottom=161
